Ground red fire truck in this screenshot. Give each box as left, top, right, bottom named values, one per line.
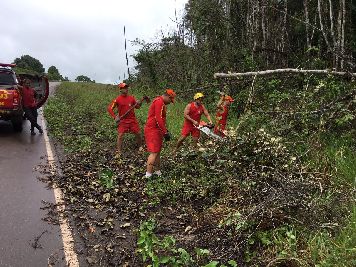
left=0, top=63, right=49, bottom=132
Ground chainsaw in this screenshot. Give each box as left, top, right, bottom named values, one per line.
left=115, top=95, right=150, bottom=124
left=195, top=121, right=223, bottom=141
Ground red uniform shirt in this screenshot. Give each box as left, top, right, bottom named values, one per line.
left=184, top=102, right=204, bottom=127
left=214, top=105, right=229, bottom=136
left=107, top=95, right=137, bottom=122
left=181, top=102, right=204, bottom=137
left=144, top=96, right=167, bottom=153
left=216, top=105, right=229, bottom=125
left=22, top=86, right=36, bottom=108
left=145, top=96, right=167, bottom=134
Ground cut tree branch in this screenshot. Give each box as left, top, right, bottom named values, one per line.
left=214, top=69, right=356, bottom=79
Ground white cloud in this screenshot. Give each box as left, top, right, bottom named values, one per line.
left=0, top=0, right=187, bottom=83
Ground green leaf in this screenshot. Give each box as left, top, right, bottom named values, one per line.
left=203, top=261, right=219, bottom=267
left=196, top=248, right=210, bottom=257
left=152, top=234, right=160, bottom=244
left=160, top=256, right=171, bottom=264
left=228, top=260, right=238, bottom=267
left=137, top=236, right=146, bottom=245
left=152, top=255, right=159, bottom=265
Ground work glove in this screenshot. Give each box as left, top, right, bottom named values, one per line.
left=164, top=132, right=171, bottom=141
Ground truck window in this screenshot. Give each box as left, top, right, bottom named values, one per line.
left=0, top=72, right=16, bottom=85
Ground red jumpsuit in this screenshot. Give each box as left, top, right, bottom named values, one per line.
left=22, top=85, right=42, bottom=133
left=107, top=95, right=140, bottom=133
left=22, top=86, right=37, bottom=108
left=181, top=102, right=204, bottom=138
left=144, top=96, right=168, bottom=153
left=214, top=105, right=229, bottom=136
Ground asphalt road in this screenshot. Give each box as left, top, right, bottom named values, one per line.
left=0, top=82, right=66, bottom=266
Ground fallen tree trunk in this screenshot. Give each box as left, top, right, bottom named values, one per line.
left=214, top=68, right=356, bottom=78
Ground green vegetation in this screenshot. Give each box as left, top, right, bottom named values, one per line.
left=137, top=219, right=238, bottom=267
left=44, top=76, right=355, bottom=266
left=99, top=168, right=115, bottom=189
left=13, top=66, right=40, bottom=76
left=47, top=65, right=69, bottom=81
left=75, top=75, right=95, bottom=83
left=11, top=55, right=68, bottom=80
left=131, top=1, right=355, bottom=92
left=13, top=54, right=45, bottom=74
left=43, top=1, right=355, bottom=265
left=44, top=82, right=115, bottom=152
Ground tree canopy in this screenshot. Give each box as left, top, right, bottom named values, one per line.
left=13, top=55, right=45, bottom=74
left=47, top=65, right=64, bottom=81
left=131, top=0, right=355, bottom=92
left=75, top=75, right=95, bottom=83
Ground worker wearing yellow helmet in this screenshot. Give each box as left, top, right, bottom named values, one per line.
left=194, top=92, right=204, bottom=100
left=175, top=92, right=213, bottom=152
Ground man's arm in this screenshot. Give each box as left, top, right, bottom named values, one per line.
left=107, top=99, right=118, bottom=119
left=216, top=96, right=225, bottom=113
left=217, top=95, right=224, bottom=107
left=183, top=104, right=198, bottom=125
left=134, top=96, right=142, bottom=109
left=154, top=100, right=168, bottom=134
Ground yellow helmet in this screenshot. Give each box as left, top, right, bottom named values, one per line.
left=194, top=92, right=204, bottom=100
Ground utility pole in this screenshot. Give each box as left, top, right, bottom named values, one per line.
left=124, top=25, right=130, bottom=79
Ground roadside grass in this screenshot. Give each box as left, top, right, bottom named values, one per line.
left=324, top=135, right=356, bottom=186
left=44, top=81, right=355, bottom=266
left=228, top=134, right=356, bottom=266
left=45, top=82, right=117, bottom=152
left=307, top=205, right=356, bottom=267
left=306, top=135, right=356, bottom=266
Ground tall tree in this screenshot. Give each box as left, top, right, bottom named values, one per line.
left=131, top=0, right=355, bottom=92
left=47, top=66, right=63, bottom=81
left=75, top=75, right=94, bottom=83
left=13, top=55, right=45, bottom=74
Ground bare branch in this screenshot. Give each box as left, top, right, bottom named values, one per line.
left=214, top=68, right=356, bottom=79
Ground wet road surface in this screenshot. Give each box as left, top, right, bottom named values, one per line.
left=0, top=82, right=66, bottom=266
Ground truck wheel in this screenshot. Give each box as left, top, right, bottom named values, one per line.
left=12, top=117, right=23, bottom=132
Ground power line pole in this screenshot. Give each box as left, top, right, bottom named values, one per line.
left=124, top=25, right=130, bottom=79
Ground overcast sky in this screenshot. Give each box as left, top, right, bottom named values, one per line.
left=0, top=0, right=187, bottom=84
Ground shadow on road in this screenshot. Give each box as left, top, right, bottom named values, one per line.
left=0, top=121, right=17, bottom=136
left=0, top=120, right=44, bottom=146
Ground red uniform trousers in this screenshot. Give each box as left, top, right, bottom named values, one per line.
left=181, top=123, right=200, bottom=138
left=144, top=127, right=163, bottom=153
left=118, top=119, right=140, bottom=134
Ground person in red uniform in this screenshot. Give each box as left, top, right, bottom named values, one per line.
left=107, top=82, right=142, bottom=155
left=214, top=94, right=234, bottom=137
left=174, top=92, right=213, bottom=152
left=144, top=89, right=176, bottom=178
left=21, top=79, right=43, bottom=135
